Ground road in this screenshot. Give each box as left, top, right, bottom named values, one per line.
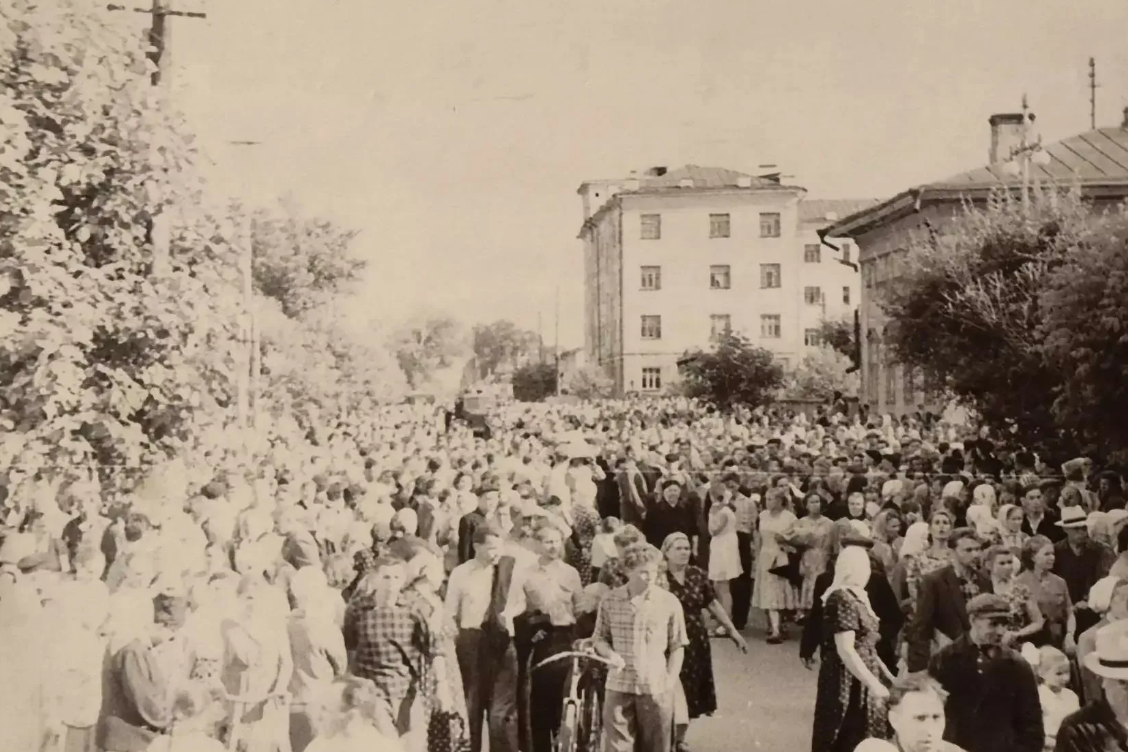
left=685, top=625, right=816, bottom=752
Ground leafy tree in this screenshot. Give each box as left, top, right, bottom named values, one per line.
left=511, top=363, right=557, bottom=402
left=250, top=200, right=366, bottom=318
left=783, top=347, right=858, bottom=401
left=471, top=319, right=540, bottom=377
left=678, top=331, right=784, bottom=411
left=818, top=317, right=856, bottom=361
left=392, top=315, right=468, bottom=389
left=565, top=364, right=614, bottom=399
left=0, top=0, right=244, bottom=493
left=880, top=190, right=1093, bottom=458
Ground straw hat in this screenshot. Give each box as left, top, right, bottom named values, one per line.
left=1084, top=620, right=1128, bottom=680
left=1057, top=506, right=1089, bottom=529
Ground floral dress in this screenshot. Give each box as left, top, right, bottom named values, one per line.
left=664, top=566, right=718, bottom=719
left=992, top=580, right=1035, bottom=633
left=904, top=548, right=956, bottom=605
left=812, top=590, right=891, bottom=752
left=567, top=503, right=600, bottom=586
left=784, top=514, right=834, bottom=610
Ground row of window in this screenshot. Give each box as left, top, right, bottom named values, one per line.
left=640, top=314, right=823, bottom=341
left=640, top=212, right=781, bottom=240
left=639, top=265, right=851, bottom=304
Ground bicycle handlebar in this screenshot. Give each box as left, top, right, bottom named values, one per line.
left=533, top=650, right=619, bottom=671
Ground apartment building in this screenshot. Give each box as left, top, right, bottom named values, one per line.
left=577, top=164, right=875, bottom=395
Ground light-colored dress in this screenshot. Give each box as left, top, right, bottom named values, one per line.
left=707, top=506, right=742, bottom=582
left=783, top=514, right=834, bottom=610
left=752, top=509, right=798, bottom=611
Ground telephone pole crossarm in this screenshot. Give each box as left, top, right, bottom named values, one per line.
left=106, top=4, right=206, bottom=18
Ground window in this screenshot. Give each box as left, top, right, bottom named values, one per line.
left=804, top=328, right=821, bottom=346
left=640, top=315, right=662, bottom=340
left=640, top=265, right=661, bottom=290
left=841, top=242, right=852, bottom=263
left=842, top=286, right=851, bottom=305
left=760, top=314, right=781, bottom=338
left=804, top=286, right=822, bottom=305
left=759, top=212, right=781, bottom=238
left=709, top=213, right=731, bottom=238
left=760, top=263, right=781, bottom=289
left=641, top=367, right=662, bottom=391
left=709, top=264, right=731, bottom=289
left=804, top=244, right=821, bottom=263
left=640, top=214, right=661, bottom=240
left=710, top=314, right=732, bottom=338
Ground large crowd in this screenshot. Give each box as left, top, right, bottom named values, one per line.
left=2, top=395, right=1128, bottom=752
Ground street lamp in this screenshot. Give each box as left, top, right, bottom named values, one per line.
left=1000, top=95, right=1052, bottom=210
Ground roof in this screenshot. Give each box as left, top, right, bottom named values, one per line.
left=822, top=125, right=1128, bottom=239
left=798, top=199, right=883, bottom=224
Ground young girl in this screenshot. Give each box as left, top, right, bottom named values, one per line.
left=590, top=517, right=621, bottom=583
left=1022, top=644, right=1079, bottom=750
left=707, top=493, right=742, bottom=636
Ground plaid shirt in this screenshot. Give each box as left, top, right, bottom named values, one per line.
left=594, top=584, right=688, bottom=696
left=344, top=598, right=432, bottom=702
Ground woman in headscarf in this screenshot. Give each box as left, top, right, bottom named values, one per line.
left=996, top=503, right=1028, bottom=554
left=809, top=547, right=893, bottom=752
left=660, top=532, right=747, bottom=752
left=868, top=509, right=902, bottom=578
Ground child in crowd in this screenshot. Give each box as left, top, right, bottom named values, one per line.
left=1022, top=643, right=1078, bottom=750
left=589, top=516, right=621, bottom=583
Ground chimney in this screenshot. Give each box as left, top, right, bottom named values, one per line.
left=989, top=113, right=1026, bottom=165
left=645, top=166, right=668, bottom=177
left=1122, top=106, right=1128, bottom=128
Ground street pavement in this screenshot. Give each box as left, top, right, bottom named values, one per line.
left=685, top=624, right=816, bottom=752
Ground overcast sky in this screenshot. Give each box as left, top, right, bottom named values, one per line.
left=149, top=0, right=1128, bottom=347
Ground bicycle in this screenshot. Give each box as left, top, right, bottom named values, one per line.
left=532, top=638, right=617, bottom=752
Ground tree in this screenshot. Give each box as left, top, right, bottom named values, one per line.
left=880, top=190, right=1093, bottom=458
left=471, top=320, right=540, bottom=378
left=511, top=363, right=557, bottom=402
left=818, top=317, right=856, bottom=361
left=0, top=0, right=244, bottom=493
left=783, top=347, right=858, bottom=401
left=566, top=364, right=614, bottom=399
left=391, top=315, right=468, bottom=389
left=678, top=331, right=784, bottom=411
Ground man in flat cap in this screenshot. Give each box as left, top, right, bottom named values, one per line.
left=927, top=593, right=1043, bottom=752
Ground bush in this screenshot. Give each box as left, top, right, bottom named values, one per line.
left=678, top=332, right=784, bottom=411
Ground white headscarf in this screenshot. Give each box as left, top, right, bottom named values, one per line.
left=821, top=546, right=877, bottom=620
left=966, top=505, right=998, bottom=539
left=899, top=521, right=930, bottom=558
left=941, top=480, right=965, bottom=500
left=1088, top=576, right=1122, bottom=615
left=972, top=484, right=997, bottom=510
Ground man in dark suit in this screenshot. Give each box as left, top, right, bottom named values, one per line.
left=928, top=593, right=1044, bottom=752
left=1021, top=483, right=1064, bottom=543
left=458, top=476, right=502, bottom=564
left=907, top=528, right=990, bottom=673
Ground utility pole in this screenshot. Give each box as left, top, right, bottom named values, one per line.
left=1089, top=57, right=1099, bottom=130
left=554, top=285, right=561, bottom=395
left=537, top=311, right=544, bottom=365
left=228, top=141, right=261, bottom=449
left=107, top=1, right=207, bottom=276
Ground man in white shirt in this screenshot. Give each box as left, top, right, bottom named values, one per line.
left=445, top=524, right=523, bottom=752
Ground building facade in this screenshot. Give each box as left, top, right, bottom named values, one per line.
left=823, top=109, right=1128, bottom=416
left=578, top=165, right=875, bottom=395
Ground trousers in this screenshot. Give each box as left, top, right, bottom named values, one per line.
left=601, top=689, right=673, bottom=752
left=455, top=628, right=519, bottom=752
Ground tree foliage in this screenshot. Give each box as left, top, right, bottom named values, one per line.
left=818, top=317, right=856, bottom=361
left=511, top=363, right=557, bottom=402
left=879, top=190, right=1117, bottom=459
left=392, top=315, right=468, bottom=389
left=565, top=364, right=614, bottom=399
left=678, top=332, right=784, bottom=411
left=783, top=347, right=858, bottom=401
left=471, top=319, right=540, bottom=378
left=0, top=0, right=244, bottom=492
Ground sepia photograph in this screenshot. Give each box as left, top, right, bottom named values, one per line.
left=4, top=1, right=1128, bottom=751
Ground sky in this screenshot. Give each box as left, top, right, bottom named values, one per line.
left=142, top=0, right=1128, bottom=349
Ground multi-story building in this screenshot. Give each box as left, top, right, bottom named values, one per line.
left=577, top=164, right=877, bottom=395
left=822, top=107, right=1128, bottom=416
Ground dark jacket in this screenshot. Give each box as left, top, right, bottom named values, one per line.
left=929, top=635, right=1044, bottom=752
left=1022, top=509, right=1064, bottom=543
left=1054, top=697, right=1128, bottom=752
left=800, top=553, right=903, bottom=671
left=907, top=565, right=991, bottom=673
left=457, top=510, right=487, bottom=565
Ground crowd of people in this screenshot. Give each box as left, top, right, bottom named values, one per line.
left=2, top=394, right=1128, bottom=752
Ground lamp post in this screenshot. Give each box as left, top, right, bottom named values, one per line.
left=1001, top=95, right=1052, bottom=210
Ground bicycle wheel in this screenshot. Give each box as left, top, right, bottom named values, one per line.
left=557, top=702, right=578, bottom=752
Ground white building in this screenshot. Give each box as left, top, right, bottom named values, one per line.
left=577, top=165, right=876, bottom=395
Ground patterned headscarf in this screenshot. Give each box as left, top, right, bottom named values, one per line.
left=660, top=532, right=690, bottom=558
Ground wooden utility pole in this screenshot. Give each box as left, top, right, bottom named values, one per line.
left=1089, top=57, right=1099, bottom=130
left=553, top=285, right=561, bottom=395
left=228, top=141, right=261, bottom=443
left=107, top=1, right=207, bottom=276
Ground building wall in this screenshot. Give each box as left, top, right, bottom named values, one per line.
left=617, top=190, right=804, bottom=393
left=581, top=205, right=624, bottom=392
left=796, top=224, right=861, bottom=352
